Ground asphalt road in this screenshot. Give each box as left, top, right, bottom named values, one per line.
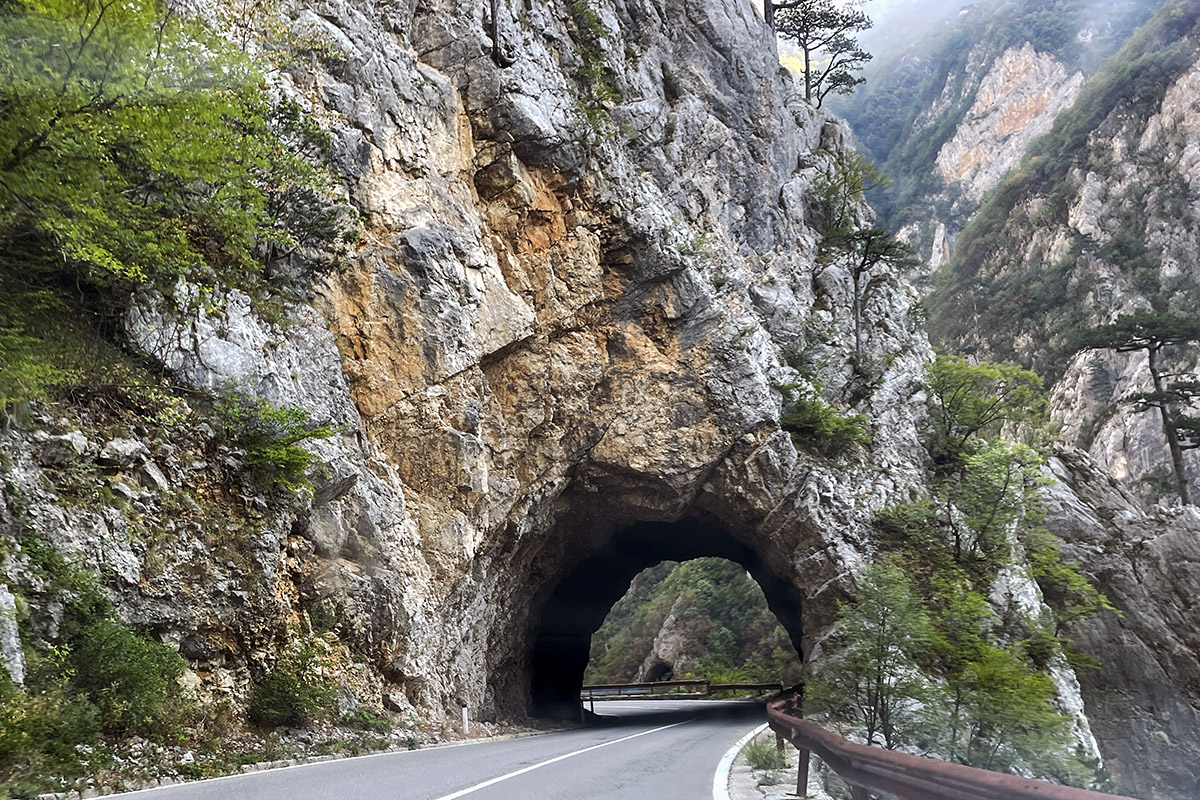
left=109, top=699, right=766, bottom=800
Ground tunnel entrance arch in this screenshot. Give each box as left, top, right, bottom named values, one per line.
left=529, top=518, right=805, bottom=719
left=641, top=661, right=674, bottom=683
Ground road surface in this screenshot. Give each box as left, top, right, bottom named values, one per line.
left=109, top=699, right=765, bottom=800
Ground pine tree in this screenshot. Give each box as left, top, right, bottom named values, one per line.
left=1070, top=310, right=1200, bottom=504
left=770, top=0, right=873, bottom=107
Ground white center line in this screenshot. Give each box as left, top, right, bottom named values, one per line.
left=431, top=719, right=694, bottom=800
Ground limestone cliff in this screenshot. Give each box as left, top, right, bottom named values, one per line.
left=2, top=0, right=930, bottom=725
left=929, top=3, right=1200, bottom=505
left=1046, top=450, right=1200, bottom=798
left=836, top=0, right=1155, bottom=276
left=1, top=0, right=1193, bottom=796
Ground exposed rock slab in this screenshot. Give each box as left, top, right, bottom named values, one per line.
left=1046, top=450, right=1200, bottom=799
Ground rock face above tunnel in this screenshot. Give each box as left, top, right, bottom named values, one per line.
left=119, top=0, right=930, bottom=720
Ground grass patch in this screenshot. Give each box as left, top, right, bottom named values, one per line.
left=744, top=735, right=788, bottom=771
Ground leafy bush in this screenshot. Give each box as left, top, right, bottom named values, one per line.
left=1, top=594, right=186, bottom=795
left=858, top=353, right=1114, bottom=786
left=215, top=393, right=340, bottom=490
left=806, top=564, right=938, bottom=751
left=0, top=0, right=355, bottom=409
left=926, top=355, right=1046, bottom=472
left=743, top=736, right=788, bottom=771
left=0, top=672, right=102, bottom=797
left=0, top=0, right=353, bottom=300
left=340, top=707, right=391, bottom=733
left=781, top=392, right=871, bottom=458
left=247, top=642, right=337, bottom=729
left=69, top=620, right=188, bottom=736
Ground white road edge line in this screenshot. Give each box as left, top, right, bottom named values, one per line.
left=712, top=722, right=768, bottom=800
left=432, top=719, right=693, bottom=800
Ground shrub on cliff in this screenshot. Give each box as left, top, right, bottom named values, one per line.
left=0, top=0, right=355, bottom=407
left=1, top=534, right=189, bottom=796
left=247, top=641, right=337, bottom=729
left=214, top=392, right=340, bottom=491
left=781, top=390, right=871, bottom=459
left=69, top=620, right=188, bottom=737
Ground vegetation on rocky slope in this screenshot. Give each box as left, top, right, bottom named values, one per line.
left=927, top=0, right=1200, bottom=375
left=0, top=0, right=354, bottom=408
left=837, top=0, right=1159, bottom=235
left=808, top=355, right=1117, bottom=788
left=0, top=2, right=376, bottom=794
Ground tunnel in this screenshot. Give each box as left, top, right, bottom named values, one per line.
left=642, top=661, right=674, bottom=682
left=528, top=518, right=805, bottom=719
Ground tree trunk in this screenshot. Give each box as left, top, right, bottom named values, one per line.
left=1149, top=345, right=1191, bottom=504
left=490, top=0, right=500, bottom=64
left=804, top=45, right=812, bottom=102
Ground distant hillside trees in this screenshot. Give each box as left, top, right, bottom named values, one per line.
left=770, top=0, right=873, bottom=107
left=584, top=558, right=802, bottom=686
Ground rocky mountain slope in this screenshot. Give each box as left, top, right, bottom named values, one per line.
left=583, top=557, right=802, bottom=686
left=836, top=0, right=1160, bottom=278
left=839, top=0, right=1200, bottom=495
left=3, top=0, right=930, bottom=731
left=2, top=0, right=1198, bottom=797
left=834, top=4, right=1200, bottom=792
left=916, top=1, right=1200, bottom=504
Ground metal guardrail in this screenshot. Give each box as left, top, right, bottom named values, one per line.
left=766, top=692, right=1140, bottom=800
left=581, top=679, right=709, bottom=695
left=579, top=680, right=783, bottom=699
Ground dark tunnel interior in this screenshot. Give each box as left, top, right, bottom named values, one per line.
left=529, top=519, right=805, bottom=719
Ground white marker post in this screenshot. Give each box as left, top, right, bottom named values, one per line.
left=461, top=705, right=470, bottom=735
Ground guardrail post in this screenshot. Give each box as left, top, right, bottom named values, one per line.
left=796, top=748, right=809, bottom=797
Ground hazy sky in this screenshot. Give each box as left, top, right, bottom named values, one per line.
left=856, top=0, right=978, bottom=55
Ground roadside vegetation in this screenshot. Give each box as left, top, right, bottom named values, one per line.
left=805, top=355, right=1118, bottom=790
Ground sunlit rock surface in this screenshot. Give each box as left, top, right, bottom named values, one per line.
left=1, top=0, right=1195, bottom=796
left=117, top=0, right=930, bottom=720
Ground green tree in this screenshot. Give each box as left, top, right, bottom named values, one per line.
left=814, top=149, right=887, bottom=237
left=825, top=226, right=917, bottom=358
left=946, top=441, right=1042, bottom=576
left=1070, top=310, right=1200, bottom=504
left=944, top=645, right=1074, bottom=776
left=927, top=355, right=1047, bottom=471
left=806, top=564, right=939, bottom=750
left=771, top=0, right=873, bottom=107
left=0, top=0, right=354, bottom=404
